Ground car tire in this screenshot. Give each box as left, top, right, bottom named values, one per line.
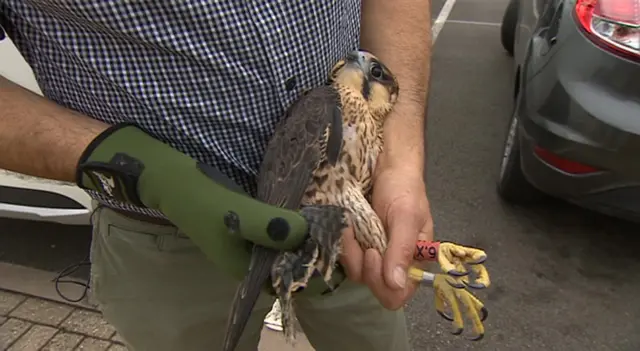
left=500, top=0, right=519, bottom=56
left=496, top=98, right=545, bottom=204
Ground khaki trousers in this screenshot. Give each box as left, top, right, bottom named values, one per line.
left=89, top=206, right=410, bottom=351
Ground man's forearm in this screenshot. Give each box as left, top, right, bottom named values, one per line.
left=0, top=76, right=109, bottom=182
left=360, top=0, right=432, bottom=173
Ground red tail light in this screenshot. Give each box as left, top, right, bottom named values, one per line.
left=533, top=146, right=600, bottom=174
left=575, top=0, right=640, bottom=61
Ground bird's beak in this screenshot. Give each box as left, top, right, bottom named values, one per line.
left=344, top=51, right=366, bottom=70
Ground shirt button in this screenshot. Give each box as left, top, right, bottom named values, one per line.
left=284, top=76, right=297, bottom=91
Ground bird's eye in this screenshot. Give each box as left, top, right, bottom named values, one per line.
left=370, top=64, right=383, bottom=79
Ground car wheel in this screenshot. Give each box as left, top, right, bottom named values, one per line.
left=496, top=99, right=545, bottom=204
left=500, top=0, right=519, bottom=56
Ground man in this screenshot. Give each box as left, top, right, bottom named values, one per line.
left=0, top=1, right=433, bottom=350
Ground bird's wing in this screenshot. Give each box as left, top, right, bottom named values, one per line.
left=222, top=85, right=343, bottom=351
left=256, top=85, right=343, bottom=207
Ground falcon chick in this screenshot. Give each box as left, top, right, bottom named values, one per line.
left=269, top=50, right=399, bottom=341
left=222, top=50, right=397, bottom=351
left=223, top=50, right=491, bottom=350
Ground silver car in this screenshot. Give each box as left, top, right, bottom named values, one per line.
left=498, top=0, right=640, bottom=221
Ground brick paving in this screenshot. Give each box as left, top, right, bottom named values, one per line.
left=0, top=288, right=312, bottom=351
left=0, top=289, right=124, bottom=350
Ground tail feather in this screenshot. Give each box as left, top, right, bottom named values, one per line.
left=222, top=204, right=348, bottom=350
left=222, top=246, right=278, bottom=351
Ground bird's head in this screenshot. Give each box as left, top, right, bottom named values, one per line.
left=328, top=50, right=399, bottom=118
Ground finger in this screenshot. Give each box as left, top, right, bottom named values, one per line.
left=463, top=264, right=491, bottom=290
left=444, top=243, right=488, bottom=264
left=363, top=249, right=411, bottom=310
left=433, top=283, right=453, bottom=322
left=442, top=258, right=469, bottom=288
left=383, top=219, right=418, bottom=291
left=338, top=224, right=364, bottom=283
left=435, top=302, right=453, bottom=322
left=455, top=289, right=486, bottom=340
left=432, top=274, right=465, bottom=334
left=440, top=284, right=465, bottom=335
left=439, top=243, right=489, bottom=278
left=363, top=249, right=390, bottom=305
left=437, top=246, right=469, bottom=277
left=445, top=273, right=467, bottom=290
left=464, top=246, right=488, bottom=264
left=447, top=287, right=489, bottom=323
left=384, top=207, right=433, bottom=291
left=461, top=291, right=488, bottom=321
left=444, top=253, right=491, bottom=290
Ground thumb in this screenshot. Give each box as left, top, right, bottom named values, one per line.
left=383, top=212, right=422, bottom=290
left=383, top=201, right=435, bottom=290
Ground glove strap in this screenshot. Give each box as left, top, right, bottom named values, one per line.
left=75, top=123, right=147, bottom=207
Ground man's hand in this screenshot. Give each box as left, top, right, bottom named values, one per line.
left=341, top=165, right=433, bottom=310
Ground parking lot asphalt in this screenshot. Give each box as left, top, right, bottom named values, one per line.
left=2, top=0, right=640, bottom=350
left=408, top=0, right=640, bottom=350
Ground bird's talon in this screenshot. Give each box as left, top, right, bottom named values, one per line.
left=467, top=333, right=484, bottom=341
left=437, top=310, right=454, bottom=322
left=451, top=327, right=463, bottom=336
left=463, top=281, right=486, bottom=290
left=447, top=269, right=469, bottom=277
left=480, top=307, right=489, bottom=322
left=469, top=256, right=487, bottom=265
left=445, top=279, right=466, bottom=289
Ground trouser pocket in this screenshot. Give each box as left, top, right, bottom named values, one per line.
left=84, top=206, right=269, bottom=351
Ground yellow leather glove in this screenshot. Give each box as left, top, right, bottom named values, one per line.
left=414, top=241, right=490, bottom=288
left=433, top=273, right=488, bottom=340
left=411, top=241, right=491, bottom=340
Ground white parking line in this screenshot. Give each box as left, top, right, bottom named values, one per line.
left=432, top=1, right=504, bottom=42
left=432, top=0, right=458, bottom=43
left=446, top=19, right=502, bottom=27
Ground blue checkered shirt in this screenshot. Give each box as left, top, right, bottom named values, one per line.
left=1, top=1, right=361, bottom=218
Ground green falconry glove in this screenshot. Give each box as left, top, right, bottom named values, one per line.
left=75, top=123, right=310, bottom=281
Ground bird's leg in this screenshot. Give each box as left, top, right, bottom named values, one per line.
left=270, top=238, right=318, bottom=343
left=341, top=187, right=387, bottom=253
left=271, top=204, right=348, bottom=342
